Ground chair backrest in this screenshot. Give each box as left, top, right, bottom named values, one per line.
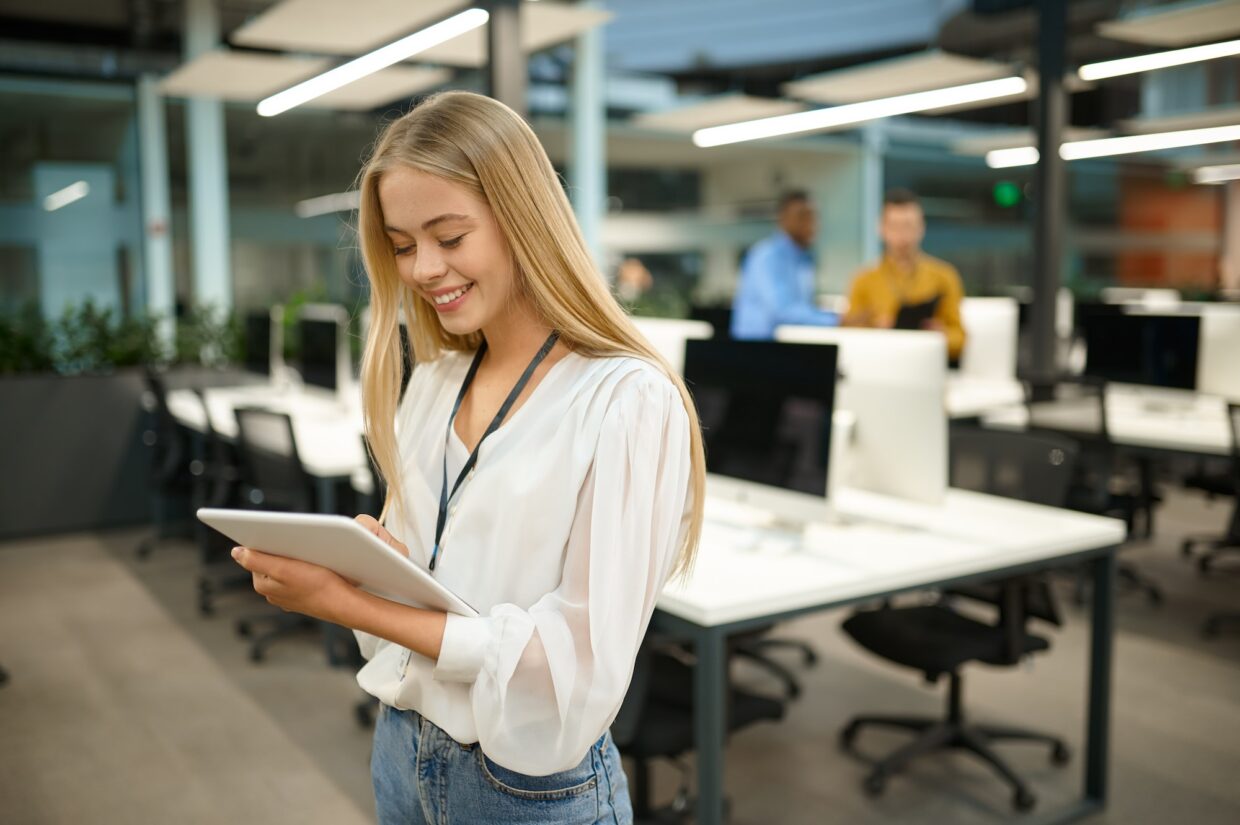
left=948, top=427, right=1076, bottom=628
left=1228, top=403, right=1240, bottom=484
left=140, top=366, right=186, bottom=484
left=950, top=428, right=1079, bottom=509
left=233, top=406, right=313, bottom=511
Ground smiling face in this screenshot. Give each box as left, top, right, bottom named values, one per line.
left=378, top=165, right=521, bottom=338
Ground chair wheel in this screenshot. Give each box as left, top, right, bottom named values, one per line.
left=840, top=722, right=860, bottom=751
left=198, top=597, right=213, bottom=617
left=1051, top=742, right=1071, bottom=766
left=1199, top=557, right=1212, bottom=575
left=1147, top=588, right=1163, bottom=607
left=1203, top=619, right=1221, bottom=639
left=136, top=541, right=152, bottom=560
left=862, top=773, right=885, bottom=797
left=1180, top=540, right=1194, bottom=558
left=1013, top=788, right=1037, bottom=812
left=249, top=646, right=264, bottom=663
left=237, top=621, right=252, bottom=638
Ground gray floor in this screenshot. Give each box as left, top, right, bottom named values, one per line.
left=2, top=488, right=1238, bottom=824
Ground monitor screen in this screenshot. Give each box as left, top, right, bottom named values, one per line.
left=242, top=312, right=271, bottom=376
left=300, top=318, right=341, bottom=391
left=1082, top=311, right=1200, bottom=390
left=683, top=339, right=837, bottom=497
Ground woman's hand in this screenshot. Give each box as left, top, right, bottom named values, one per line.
left=230, top=546, right=357, bottom=624
left=355, top=514, right=410, bottom=558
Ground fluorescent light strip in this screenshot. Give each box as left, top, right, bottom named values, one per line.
left=1079, top=38, right=1240, bottom=81
left=1194, top=163, right=1240, bottom=184
left=692, top=76, right=1028, bottom=148
left=295, top=191, right=361, bottom=218
left=257, top=8, right=488, bottom=117
left=986, top=124, right=1240, bottom=168
left=42, top=180, right=90, bottom=211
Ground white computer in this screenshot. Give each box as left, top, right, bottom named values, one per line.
left=958, top=297, right=1019, bottom=381
left=776, top=326, right=948, bottom=505
left=1197, top=303, right=1240, bottom=401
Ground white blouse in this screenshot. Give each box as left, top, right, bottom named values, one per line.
left=354, top=348, right=693, bottom=776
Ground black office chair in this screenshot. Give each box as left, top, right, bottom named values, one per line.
left=136, top=367, right=194, bottom=559
left=1197, top=404, right=1240, bottom=638
left=231, top=406, right=320, bottom=662
left=1182, top=402, right=1240, bottom=575
left=838, top=429, right=1078, bottom=813
left=191, top=388, right=250, bottom=617
left=1026, top=377, right=1163, bottom=605
left=612, top=633, right=786, bottom=823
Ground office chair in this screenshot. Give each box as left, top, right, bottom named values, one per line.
left=190, top=388, right=250, bottom=617
left=1197, top=405, right=1240, bottom=639
left=231, top=406, right=320, bottom=662
left=135, top=367, right=194, bottom=560
left=0, top=663, right=8, bottom=687
left=611, top=633, right=786, bottom=823
left=1181, top=403, right=1240, bottom=575
left=839, top=429, right=1078, bottom=813
left=1026, top=377, right=1163, bottom=605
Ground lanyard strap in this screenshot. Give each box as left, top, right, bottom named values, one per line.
left=431, top=330, right=560, bottom=571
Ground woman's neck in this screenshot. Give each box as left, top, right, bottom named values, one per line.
left=480, top=297, right=554, bottom=372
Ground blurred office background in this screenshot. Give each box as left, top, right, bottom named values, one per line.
left=2, top=1, right=1240, bottom=824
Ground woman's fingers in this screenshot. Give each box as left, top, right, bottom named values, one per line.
left=355, top=514, right=410, bottom=557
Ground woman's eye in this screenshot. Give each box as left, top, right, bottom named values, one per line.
left=393, top=244, right=415, bottom=256
left=440, top=235, right=465, bottom=249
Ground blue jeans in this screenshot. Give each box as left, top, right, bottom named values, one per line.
left=371, top=703, right=633, bottom=824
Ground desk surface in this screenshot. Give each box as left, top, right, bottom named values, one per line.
left=982, top=388, right=1232, bottom=457
left=945, top=375, right=1025, bottom=420
left=659, top=486, right=1125, bottom=627
left=166, top=385, right=367, bottom=479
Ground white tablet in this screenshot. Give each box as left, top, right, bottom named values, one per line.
left=197, top=508, right=477, bottom=617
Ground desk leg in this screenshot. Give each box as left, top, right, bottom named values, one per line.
left=1084, top=548, right=1116, bottom=806
left=694, top=626, right=727, bottom=825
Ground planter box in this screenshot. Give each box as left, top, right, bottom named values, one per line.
left=0, top=369, right=154, bottom=541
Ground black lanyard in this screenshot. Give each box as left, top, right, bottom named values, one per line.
left=430, top=331, right=560, bottom=571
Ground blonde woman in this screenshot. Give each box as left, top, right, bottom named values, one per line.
left=230, top=91, right=704, bottom=824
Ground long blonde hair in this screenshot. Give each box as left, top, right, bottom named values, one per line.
left=356, top=91, right=704, bottom=579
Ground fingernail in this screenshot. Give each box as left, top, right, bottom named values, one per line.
left=231, top=547, right=242, bottom=559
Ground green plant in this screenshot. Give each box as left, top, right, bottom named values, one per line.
left=0, top=303, right=55, bottom=374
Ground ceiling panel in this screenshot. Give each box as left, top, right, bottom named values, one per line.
left=415, top=2, right=613, bottom=67
left=231, top=0, right=464, bottom=55
left=783, top=50, right=1014, bottom=104
left=160, top=50, right=451, bottom=110
left=631, top=94, right=805, bottom=132
left=159, top=50, right=329, bottom=101
left=1097, top=0, right=1240, bottom=46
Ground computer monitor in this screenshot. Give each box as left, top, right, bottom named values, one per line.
left=958, top=297, right=1019, bottom=381
left=1197, top=304, right=1240, bottom=400
left=298, top=304, right=351, bottom=398
left=776, top=327, right=948, bottom=505
left=242, top=306, right=283, bottom=379
left=683, top=338, right=837, bottom=524
left=630, top=316, right=713, bottom=375
left=1081, top=310, right=1200, bottom=391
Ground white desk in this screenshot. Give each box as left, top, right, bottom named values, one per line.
left=982, top=388, right=1232, bottom=458
left=946, top=375, right=1026, bottom=420
left=166, top=384, right=369, bottom=511
left=656, top=487, right=1125, bottom=825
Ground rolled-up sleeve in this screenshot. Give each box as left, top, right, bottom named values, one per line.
left=431, top=369, right=692, bottom=775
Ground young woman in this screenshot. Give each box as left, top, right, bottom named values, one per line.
left=229, top=91, right=705, bottom=824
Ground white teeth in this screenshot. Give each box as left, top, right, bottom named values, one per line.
left=433, top=284, right=471, bottom=305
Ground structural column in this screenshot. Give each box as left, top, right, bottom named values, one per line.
left=487, top=0, right=526, bottom=116
left=184, top=0, right=232, bottom=313
left=570, top=0, right=606, bottom=265
left=1031, top=0, right=1067, bottom=390
left=136, top=74, right=175, bottom=348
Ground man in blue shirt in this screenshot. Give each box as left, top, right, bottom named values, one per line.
left=731, top=190, right=838, bottom=339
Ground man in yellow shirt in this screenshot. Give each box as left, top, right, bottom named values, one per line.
left=846, top=188, right=966, bottom=361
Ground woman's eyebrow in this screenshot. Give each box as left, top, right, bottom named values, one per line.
left=421, top=213, right=471, bottom=230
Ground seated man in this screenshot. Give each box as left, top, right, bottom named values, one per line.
left=846, top=188, right=966, bottom=361
left=731, top=190, right=838, bottom=340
